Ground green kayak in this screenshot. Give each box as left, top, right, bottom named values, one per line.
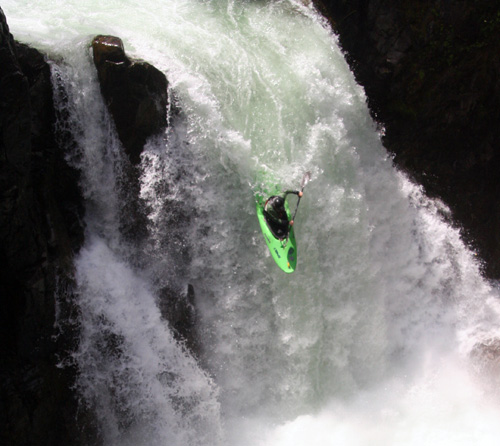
left=256, top=195, right=297, bottom=273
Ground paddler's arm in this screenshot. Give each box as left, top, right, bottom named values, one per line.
left=283, top=190, right=303, bottom=199
left=284, top=191, right=303, bottom=227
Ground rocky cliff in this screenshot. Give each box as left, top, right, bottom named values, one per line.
left=0, top=7, right=86, bottom=445
left=91, top=35, right=169, bottom=165
left=316, top=0, right=500, bottom=278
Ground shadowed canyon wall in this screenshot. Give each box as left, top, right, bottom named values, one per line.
left=0, top=7, right=85, bottom=445
left=316, top=0, right=500, bottom=278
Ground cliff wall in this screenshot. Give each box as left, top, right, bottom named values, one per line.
left=0, top=7, right=86, bottom=445
left=317, top=0, right=500, bottom=278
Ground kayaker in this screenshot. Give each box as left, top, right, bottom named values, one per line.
left=264, top=190, right=303, bottom=239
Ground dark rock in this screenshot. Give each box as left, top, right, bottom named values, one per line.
left=158, top=284, right=199, bottom=355
left=91, top=35, right=168, bottom=165
left=1, top=7, right=86, bottom=445
left=316, top=0, right=500, bottom=278
left=470, top=338, right=500, bottom=394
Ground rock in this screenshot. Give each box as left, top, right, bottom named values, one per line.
left=91, top=35, right=169, bottom=164
left=1, top=7, right=86, bottom=445
left=316, top=0, right=500, bottom=278
left=158, top=284, right=199, bottom=355
left=470, top=338, right=500, bottom=396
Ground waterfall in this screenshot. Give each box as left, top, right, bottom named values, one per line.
left=4, top=0, right=500, bottom=444
left=49, top=41, right=223, bottom=446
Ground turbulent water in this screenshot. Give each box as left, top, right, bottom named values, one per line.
left=5, top=0, right=500, bottom=444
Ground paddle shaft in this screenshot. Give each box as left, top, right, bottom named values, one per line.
left=283, top=172, right=310, bottom=246
left=290, top=171, right=310, bottom=223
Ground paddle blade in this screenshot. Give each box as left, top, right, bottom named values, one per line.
left=301, top=171, right=311, bottom=190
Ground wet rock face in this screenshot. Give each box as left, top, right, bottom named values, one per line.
left=158, top=284, right=199, bottom=355
left=471, top=339, right=500, bottom=396
left=317, top=0, right=500, bottom=278
left=1, top=7, right=86, bottom=446
left=91, top=35, right=169, bottom=165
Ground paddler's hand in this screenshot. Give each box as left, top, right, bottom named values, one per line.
left=298, top=191, right=303, bottom=197
left=290, top=220, right=294, bottom=226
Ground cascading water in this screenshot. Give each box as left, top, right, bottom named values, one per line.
left=4, top=0, right=500, bottom=444
left=48, top=40, right=223, bottom=446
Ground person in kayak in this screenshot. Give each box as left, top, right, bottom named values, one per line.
left=264, top=190, right=303, bottom=240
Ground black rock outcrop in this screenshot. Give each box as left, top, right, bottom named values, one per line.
left=158, top=284, right=199, bottom=355
left=91, top=35, right=169, bottom=165
left=0, top=7, right=85, bottom=445
left=317, top=0, right=500, bottom=278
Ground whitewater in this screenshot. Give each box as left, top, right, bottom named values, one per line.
left=4, top=0, right=500, bottom=444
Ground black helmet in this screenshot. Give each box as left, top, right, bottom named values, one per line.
left=271, top=196, right=284, bottom=208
